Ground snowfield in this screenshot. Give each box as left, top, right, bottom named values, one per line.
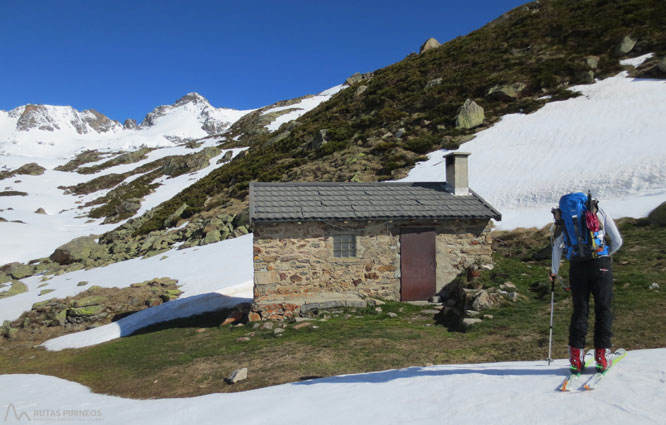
left=401, top=69, right=666, bottom=229
left=262, top=84, right=346, bottom=131
left=0, top=144, right=247, bottom=264
left=2, top=348, right=665, bottom=425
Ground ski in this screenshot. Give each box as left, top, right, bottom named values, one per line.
left=559, top=350, right=594, bottom=392
left=583, top=348, right=627, bottom=390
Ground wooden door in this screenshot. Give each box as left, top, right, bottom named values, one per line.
left=400, top=228, right=436, bottom=301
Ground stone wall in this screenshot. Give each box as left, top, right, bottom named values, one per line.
left=252, top=219, right=493, bottom=319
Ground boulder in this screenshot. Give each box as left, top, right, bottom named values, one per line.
left=226, top=368, right=248, bottom=384
left=311, top=129, right=329, bottom=150
left=115, top=198, right=141, bottom=217
left=462, top=318, right=482, bottom=329
left=69, top=305, right=105, bottom=317
left=164, top=203, right=188, bottom=227
left=426, top=78, right=443, bottom=89
left=455, top=99, right=485, bottom=129
left=346, top=73, right=364, bottom=85
left=34, top=208, right=47, bottom=214
left=614, top=35, right=637, bottom=57
left=217, top=150, right=234, bottom=164
left=345, top=72, right=372, bottom=86
left=487, top=82, right=527, bottom=100
left=72, top=296, right=108, bottom=307
left=232, top=209, right=250, bottom=229
left=15, top=162, right=46, bottom=176
left=0, top=281, right=28, bottom=299
left=585, top=55, right=600, bottom=70
left=471, top=290, right=499, bottom=311
left=49, top=236, right=109, bottom=265
left=3, top=262, right=33, bottom=279
left=162, top=147, right=220, bottom=177
left=203, top=230, right=221, bottom=245
left=420, top=37, right=440, bottom=54
left=355, top=85, right=368, bottom=97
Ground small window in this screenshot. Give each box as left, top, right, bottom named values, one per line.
left=333, top=234, right=356, bottom=258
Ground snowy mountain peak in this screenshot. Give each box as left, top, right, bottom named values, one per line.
left=173, top=92, right=210, bottom=107
left=10, top=104, right=120, bottom=135
left=140, top=93, right=249, bottom=136
left=0, top=95, right=253, bottom=160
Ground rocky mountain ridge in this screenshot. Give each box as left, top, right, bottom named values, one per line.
left=1, top=91, right=243, bottom=137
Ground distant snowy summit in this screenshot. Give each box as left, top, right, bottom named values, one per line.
left=8, top=104, right=120, bottom=135
left=2, top=92, right=247, bottom=136
left=140, top=92, right=249, bottom=135
left=0, top=93, right=251, bottom=159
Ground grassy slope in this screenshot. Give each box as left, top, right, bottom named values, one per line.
left=1, top=218, right=663, bottom=398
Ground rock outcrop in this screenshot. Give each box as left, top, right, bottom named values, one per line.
left=487, top=82, right=527, bottom=100
left=455, top=99, right=485, bottom=129
left=420, top=37, right=440, bottom=54
left=2, top=278, right=181, bottom=342
left=14, top=163, right=46, bottom=176
left=614, top=35, right=637, bottom=57
left=49, top=236, right=110, bottom=266
left=123, top=119, right=138, bottom=130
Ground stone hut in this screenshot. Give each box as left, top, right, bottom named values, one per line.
left=249, top=152, right=501, bottom=320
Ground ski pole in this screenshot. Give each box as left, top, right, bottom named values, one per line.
left=548, top=277, right=555, bottom=366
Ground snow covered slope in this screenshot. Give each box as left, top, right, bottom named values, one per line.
left=0, top=93, right=251, bottom=163
left=401, top=67, right=666, bottom=229
left=263, top=84, right=346, bottom=131
left=0, top=142, right=248, bottom=263
left=2, top=348, right=664, bottom=425
left=0, top=91, right=255, bottom=263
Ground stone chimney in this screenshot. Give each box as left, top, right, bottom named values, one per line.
left=445, top=152, right=471, bottom=196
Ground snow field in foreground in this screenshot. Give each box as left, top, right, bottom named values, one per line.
left=1, top=348, right=665, bottom=425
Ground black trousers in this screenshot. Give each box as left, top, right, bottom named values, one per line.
left=568, top=256, right=614, bottom=349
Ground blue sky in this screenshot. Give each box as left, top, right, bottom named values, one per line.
left=0, top=0, right=527, bottom=123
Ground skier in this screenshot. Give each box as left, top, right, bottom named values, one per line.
left=549, top=193, right=623, bottom=374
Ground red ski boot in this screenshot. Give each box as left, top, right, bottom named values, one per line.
left=595, top=348, right=612, bottom=372
left=569, top=346, right=585, bottom=374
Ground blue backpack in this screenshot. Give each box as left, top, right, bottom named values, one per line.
left=557, top=192, right=609, bottom=261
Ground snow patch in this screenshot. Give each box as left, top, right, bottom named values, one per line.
left=619, top=52, right=654, bottom=67
left=400, top=72, right=666, bottom=229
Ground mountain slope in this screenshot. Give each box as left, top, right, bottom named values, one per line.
left=0, top=93, right=250, bottom=162
left=131, top=0, right=666, bottom=235
left=0, top=84, right=348, bottom=264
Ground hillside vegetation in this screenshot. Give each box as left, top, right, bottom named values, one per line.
left=123, top=0, right=666, bottom=237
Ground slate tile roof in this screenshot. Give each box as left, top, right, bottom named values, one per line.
left=249, top=182, right=501, bottom=223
